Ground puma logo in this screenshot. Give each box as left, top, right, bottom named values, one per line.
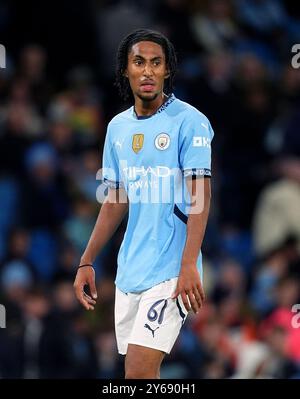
left=144, top=323, right=159, bottom=338
left=115, top=140, right=123, bottom=148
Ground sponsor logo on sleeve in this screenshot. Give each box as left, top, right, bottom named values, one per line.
left=193, top=136, right=211, bottom=148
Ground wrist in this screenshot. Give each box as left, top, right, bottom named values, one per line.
left=80, top=255, right=94, bottom=265
left=78, top=263, right=94, bottom=270
left=181, top=258, right=197, bottom=268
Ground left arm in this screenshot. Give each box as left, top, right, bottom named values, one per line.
left=171, top=177, right=211, bottom=313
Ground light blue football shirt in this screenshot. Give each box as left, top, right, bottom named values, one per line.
left=102, top=94, right=214, bottom=293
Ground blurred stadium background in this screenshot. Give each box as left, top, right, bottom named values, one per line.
left=0, top=0, right=300, bottom=379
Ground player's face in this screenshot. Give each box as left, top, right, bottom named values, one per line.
left=125, top=41, right=169, bottom=102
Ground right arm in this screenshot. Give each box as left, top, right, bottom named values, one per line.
left=73, top=187, right=128, bottom=310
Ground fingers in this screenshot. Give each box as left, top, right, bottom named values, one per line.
left=177, top=286, right=206, bottom=314
left=197, top=283, right=206, bottom=303
left=74, top=282, right=96, bottom=311
left=193, top=290, right=202, bottom=310
left=81, top=290, right=96, bottom=311
left=187, top=290, right=199, bottom=314
left=88, top=276, right=98, bottom=300
left=184, top=291, right=202, bottom=314
left=180, top=291, right=191, bottom=313
left=73, top=268, right=97, bottom=311
left=83, top=292, right=97, bottom=308
left=74, top=284, right=90, bottom=310
left=192, top=287, right=204, bottom=312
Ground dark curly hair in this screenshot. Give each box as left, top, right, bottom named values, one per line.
left=115, top=29, right=177, bottom=100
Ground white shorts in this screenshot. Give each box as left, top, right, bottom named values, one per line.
left=114, top=277, right=188, bottom=355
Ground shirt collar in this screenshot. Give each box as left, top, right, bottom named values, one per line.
left=132, top=93, right=176, bottom=120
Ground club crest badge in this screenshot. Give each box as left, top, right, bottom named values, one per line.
left=154, top=133, right=170, bottom=150
left=132, top=134, right=144, bottom=153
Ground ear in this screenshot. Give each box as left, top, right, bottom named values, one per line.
left=123, top=69, right=128, bottom=78
left=165, top=69, right=170, bottom=79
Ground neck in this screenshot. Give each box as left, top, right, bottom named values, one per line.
left=134, top=92, right=168, bottom=117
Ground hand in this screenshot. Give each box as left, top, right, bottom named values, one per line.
left=73, top=265, right=98, bottom=310
left=171, top=264, right=205, bottom=314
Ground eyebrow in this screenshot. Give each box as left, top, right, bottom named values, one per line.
left=132, top=55, right=163, bottom=60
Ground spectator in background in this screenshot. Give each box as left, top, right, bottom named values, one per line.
left=190, top=0, right=239, bottom=53
left=233, top=53, right=269, bottom=90
left=185, top=50, right=236, bottom=138
left=279, top=64, right=300, bottom=108
left=232, top=341, right=270, bottom=378
left=52, top=242, right=79, bottom=283
left=196, top=317, right=236, bottom=378
left=0, top=101, right=40, bottom=177
left=22, top=142, right=70, bottom=230
left=16, top=45, right=53, bottom=114
left=280, top=110, right=300, bottom=158
left=219, top=52, right=275, bottom=229
left=0, top=228, right=35, bottom=321
left=235, top=0, right=288, bottom=53
left=1, top=259, right=34, bottom=316
left=67, top=310, right=99, bottom=378
left=47, top=110, right=76, bottom=158
left=3, top=228, right=31, bottom=262
left=63, top=196, right=96, bottom=255
left=154, top=0, right=199, bottom=57
left=22, top=286, right=96, bottom=379
left=211, top=259, right=246, bottom=305
left=250, top=236, right=299, bottom=316
left=253, top=158, right=300, bottom=256
left=97, top=0, right=152, bottom=79
left=47, top=70, right=103, bottom=147
left=94, top=329, right=120, bottom=378
left=264, top=64, right=300, bottom=158
left=0, top=227, right=35, bottom=279
left=71, top=147, right=102, bottom=202
left=258, top=276, right=300, bottom=377
left=263, top=325, right=299, bottom=378
left=65, top=66, right=104, bottom=144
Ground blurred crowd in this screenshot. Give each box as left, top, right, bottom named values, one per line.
left=0, top=0, right=300, bottom=379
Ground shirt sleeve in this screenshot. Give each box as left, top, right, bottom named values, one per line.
left=179, top=109, right=214, bottom=178
left=102, top=123, right=124, bottom=189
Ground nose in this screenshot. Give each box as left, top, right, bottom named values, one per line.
left=143, top=62, right=153, bottom=77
